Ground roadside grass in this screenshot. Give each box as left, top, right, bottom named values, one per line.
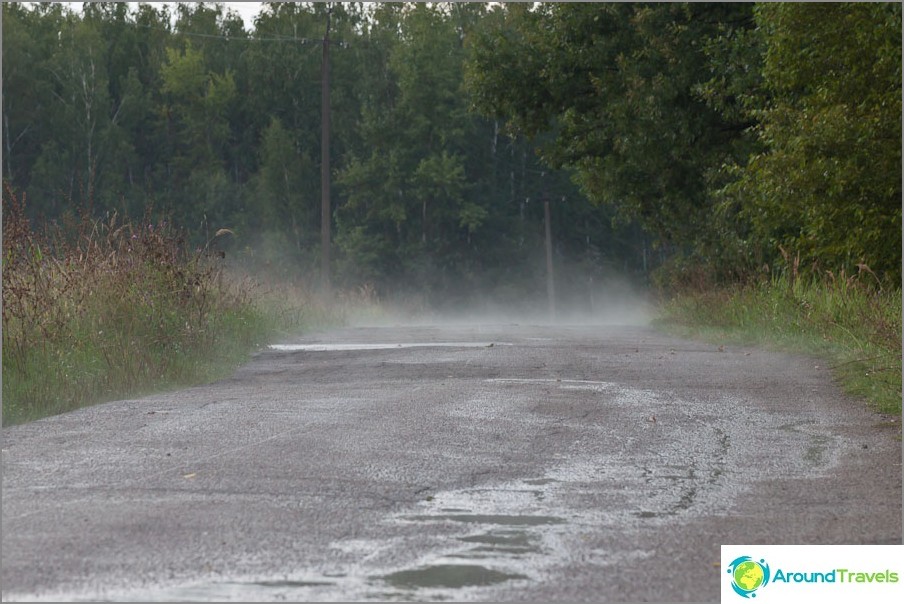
left=1, top=186, right=352, bottom=426
left=655, top=271, right=902, bottom=417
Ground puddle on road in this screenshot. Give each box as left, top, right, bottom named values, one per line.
left=523, top=478, right=558, bottom=486
left=240, top=579, right=335, bottom=588
left=459, top=530, right=534, bottom=549
left=70, top=384, right=846, bottom=603
left=109, top=414, right=745, bottom=602
left=79, top=450, right=725, bottom=602
left=269, top=342, right=510, bottom=352
left=365, top=480, right=572, bottom=598
left=378, top=564, right=526, bottom=590
left=454, top=529, right=541, bottom=557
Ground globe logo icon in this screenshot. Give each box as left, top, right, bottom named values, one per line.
left=726, top=556, right=771, bottom=598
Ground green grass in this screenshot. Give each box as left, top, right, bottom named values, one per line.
left=1, top=187, right=355, bottom=426
left=656, top=273, right=902, bottom=416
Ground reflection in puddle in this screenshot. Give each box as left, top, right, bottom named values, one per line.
left=459, top=530, right=533, bottom=549
left=379, top=564, right=526, bottom=590
left=242, top=579, right=334, bottom=588
left=374, top=483, right=567, bottom=597
left=455, top=529, right=541, bottom=557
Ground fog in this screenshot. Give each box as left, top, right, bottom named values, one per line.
left=341, top=271, right=653, bottom=330
left=226, top=225, right=655, bottom=334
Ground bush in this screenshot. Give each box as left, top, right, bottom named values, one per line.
left=658, top=268, right=902, bottom=415
left=2, top=184, right=268, bottom=425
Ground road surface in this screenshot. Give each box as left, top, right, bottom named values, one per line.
left=2, top=322, right=901, bottom=601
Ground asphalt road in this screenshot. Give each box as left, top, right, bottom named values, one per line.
left=2, top=322, right=901, bottom=602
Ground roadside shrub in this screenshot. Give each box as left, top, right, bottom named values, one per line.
left=658, top=263, right=902, bottom=415
left=2, top=184, right=264, bottom=424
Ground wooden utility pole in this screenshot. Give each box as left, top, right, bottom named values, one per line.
left=540, top=173, right=556, bottom=321
left=320, top=5, right=332, bottom=297
left=543, top=196, right=556, bottom=321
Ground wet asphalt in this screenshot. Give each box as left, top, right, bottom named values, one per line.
left=1, top=322, right=901, bottom=602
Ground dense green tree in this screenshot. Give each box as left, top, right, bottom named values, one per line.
left=22, top=5, right=126, bottom=212
left=249, top=116, right=316, bottom=252
left=716, top=3, right=901, bottom=281
left=336, top=4, right=478, bottom=293
left=467, top=2, right=900, bottom=285
left=233, top=2, right=366, bottom=274
left=2, top=4, right=63, bottom=193
left=4, top=1, right=897, bottom=299
left=466, top=3, right=755, bottom=253
left=158, top=41, right=237, bottom=227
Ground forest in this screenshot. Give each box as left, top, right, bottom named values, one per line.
left=2, top=2, right=901, bottom=305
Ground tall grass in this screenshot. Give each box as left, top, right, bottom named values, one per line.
left=657, top=269, right=902, bottom=415
left=1, top=185, right=339, bottom=425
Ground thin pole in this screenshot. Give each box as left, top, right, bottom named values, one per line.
left=544, top=197, right=555, bottom=321
left=320, top=5, right=332, bottom=296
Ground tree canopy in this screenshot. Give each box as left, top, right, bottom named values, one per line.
left=719, top=3, right=902, bottom=279
left=466, top=2, right=901, bottom=283
left=3, top=1, right=900, bottom=298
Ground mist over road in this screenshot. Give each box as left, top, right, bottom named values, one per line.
left=2, top=322, right=900, bottom=602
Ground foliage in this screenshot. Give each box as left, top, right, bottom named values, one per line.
left=336, top=4, right=479, bottom=295
left=466, top=3, right=756, bottom=252
left=3, top=2, right=649, bottom=305
left=466, top=2, right=901, bottom=287
left=1, top=184, right=318, bottom=425
left=2, top=1, right=900, bottom=298
left=713, top=3, right=902, bottom=282
left=3, top=2, right=900, bottom=424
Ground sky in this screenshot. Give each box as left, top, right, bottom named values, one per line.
left=217, top=2, right=265, bottom=28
